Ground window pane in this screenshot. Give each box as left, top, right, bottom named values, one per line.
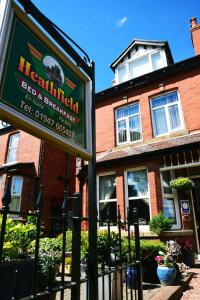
left=152, top=52, right=162, bottom=70
left=116, top=104, right=139, bottom=119
left=153, top=107, right=167, bottom=136
left=118, top=120, right=127, bottom=143
left=127, top=169, right=148, bottom=198
left=10, top=196, right=21, bottom=212
left=99, top=175, right=116, bottom=200
left=7, top=148, right=18, bottom=163
left=129, top=115, right=141, bottom=141
left=9, top=134, right=19, bottom=147
left=152, top=92, right=178, bottom=109
left=118, top=66, right=126, bottom=83
left=129, top=56, right=149, bottom=78
left=12, top=177, right=23, bottom=195
left=129, top=199, right=150, bottom=225
left=6, top=133, right=20, bottom=163
left=162, top=171, right=172, bottom=194
left=168, top=104, right=181, bottom=130
left=99, top=201, right=117, bottom=225
left=116, top=103, right=141, bottom=144
left=163, top=198, right=176, bottom=224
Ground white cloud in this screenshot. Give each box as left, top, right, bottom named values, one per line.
left=117, top=16, right=128, bottom=27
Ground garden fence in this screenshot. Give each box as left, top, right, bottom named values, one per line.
left=0, top=177, right=143, bottom=300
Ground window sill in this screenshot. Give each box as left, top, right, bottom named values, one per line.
left=153, top=129, right=188, bottom=140
left=1, top=161, right=18, bottom=167
left=117, top=138, right=143, bottom=147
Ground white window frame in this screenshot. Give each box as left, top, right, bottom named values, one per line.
left=116, top=49, right=167, bottom=84
left=10, top=176, right=23, bottom=214
left=6, top=132, right=20, bottom=164
left=97, top=172, right=117, bottom=227
left=151, top=90, right=184, bottom=137
left=160, top=170, right=181, bottom=229
left=115, top=102, right=142, bottom=145
left=124, top=167, right=151, bottom=230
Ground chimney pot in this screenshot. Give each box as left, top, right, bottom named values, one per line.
left=190, top=17, right=200, bottom=55
left=190, top=17, right=197, bottom=29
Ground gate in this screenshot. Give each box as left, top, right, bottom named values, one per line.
left=0, top=177, right=143, bottom=300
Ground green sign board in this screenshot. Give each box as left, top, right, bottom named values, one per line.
left=0, top=4, right=91, bottom=159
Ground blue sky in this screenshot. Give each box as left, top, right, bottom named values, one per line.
left=32, top=0, right=200, bottom=92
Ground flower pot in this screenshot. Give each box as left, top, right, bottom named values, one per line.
left=59, top=263, right=71, bottom=275
left=182, top=250, right=195, bottom=267
left=157, top=266, right=177, bottom=285
left=142, top=259, right=159, bottom=283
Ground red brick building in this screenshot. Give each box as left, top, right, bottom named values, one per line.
left=0, top=122, right=76, bottom=233
left=89, top=17, right=200, bottom=255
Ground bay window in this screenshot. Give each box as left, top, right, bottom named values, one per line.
left=151, top=91, right=183, bottom=136
left=98, top=174, right=117, bottom=226
left=116, top=103, right=142, bottom=145
left=126, top=169, right=150, bottom=225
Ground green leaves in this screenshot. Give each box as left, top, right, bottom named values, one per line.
left=149, top=213, right=172, bottom=235
left=170, top=177, right=194, bottom=191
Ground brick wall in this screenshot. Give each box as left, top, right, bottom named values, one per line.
left=0, top=128, right=77, bottom=223
left=40, top=142, right=76, bottom=218
left=96, top=69, right=200, bottom=153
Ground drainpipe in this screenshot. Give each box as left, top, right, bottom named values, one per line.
left=190, top=190, right=200, bottom=259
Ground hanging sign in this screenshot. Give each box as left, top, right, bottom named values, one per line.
left=0, top=2, right=92, bottom=159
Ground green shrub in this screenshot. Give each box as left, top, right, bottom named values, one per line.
left=0, top=217, right=37, bottom=259
left=30, top=237, right=62, bottom=291
left=149, top=213, right=172, bottom=235
left=140, top=240, right=165, bottom=260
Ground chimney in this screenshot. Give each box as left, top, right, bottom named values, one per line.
left=190, top=17, right=200, bottom=55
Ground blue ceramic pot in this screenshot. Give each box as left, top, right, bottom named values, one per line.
left=157, top=266, right=177, bottom=285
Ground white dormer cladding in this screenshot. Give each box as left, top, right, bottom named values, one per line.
left=114, top=45, right=168, bottom=84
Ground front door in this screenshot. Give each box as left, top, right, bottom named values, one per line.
left=192, top=178, right=200, bottom=249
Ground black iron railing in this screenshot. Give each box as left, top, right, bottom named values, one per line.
left=0, top=179, right=143, bottom=300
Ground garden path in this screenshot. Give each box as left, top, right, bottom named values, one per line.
left=180, top=265, right=200, bottom=300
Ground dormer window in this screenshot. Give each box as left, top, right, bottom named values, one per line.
left=111, top=40, right=173, bottom=85
left=117, top=50, right=166, bottom=84
left=118, top=66, right=127, bottom=84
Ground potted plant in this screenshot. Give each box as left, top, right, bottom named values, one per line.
left=140, top=240, right=165, bottom=283
left=180, top=239, right=195, bottom=267
left=149, top=213, right=172, bottom=235
left=59, top=256, right=72, bottom=275
left=170, top=177, right=194, bottom=191
left=155, top=253, right=177, bottom=285
left=30, top=237, right=62, bottom=294
left=155, top=240, right=182, bottom=285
